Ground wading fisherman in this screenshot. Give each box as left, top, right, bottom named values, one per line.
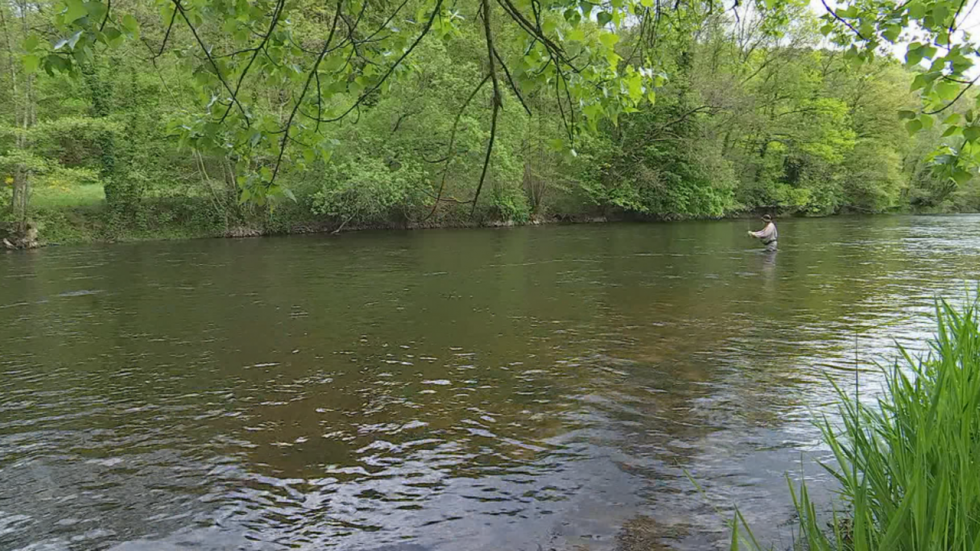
left=748, top=214, right=777, bottom=252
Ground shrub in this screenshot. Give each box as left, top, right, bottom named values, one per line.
left=310, top=156, right=425, bottom=226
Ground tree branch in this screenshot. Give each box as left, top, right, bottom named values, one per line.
left=150, top=6, right=177, bottom=59
left=99, top=0, right=111, bottom=32
left=491, top=45, right=530, bottom=116
left=219, top=0, right=285, bottom=124
left=172, top=0, right=250, bottom=123
left=425, top=73, right=490, bottom=221
left=496, top=0, right=580, bottom=72
left=359, top=0, right=412, bottom=44
left=948, top=0, right=969, bottom=51
left=268, top=0, right=344, bottom=187
left=302, top=0, right=444, bottom=124
left=821, top=0, right=867, bottom=41
left=924, top=74, right=979, bottom=114
left=472, top=0, right=502, bottom=217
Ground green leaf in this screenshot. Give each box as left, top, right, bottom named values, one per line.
left=919, top=114, right=934, bottom=130
left=22, top=54, right=40, bottom=73
left=906, top=119, right=923, bottom=134
left=898, top=110, right=917, bottom=119
left=64, top=0, right=88, bottom=24
left=626, top=74, right=642, bottom=101
left=942, top=125, right=961, bottom=137
left=44, top=54, right=70, bottom=75
left=122, top=14, right=139, bottom=36
left=103, top=27, right=122, bottom=45
left=541, top=16, right=557, bottom=36
left=943, top=113, right=961, bottom=125
left=910, top=74, right=928, bottom=91
left=882, top=24, right=900, bottom=42
left=283, top=187, right=297, bottom=202
left=641, top=0, right=654, bottom=6
left=952, top=168, right=972, bottom=185
left=583, top=102, right=604, bottom=120
left=964, top=126, right=980, bottom=142
left=907, top=46, right=924, bottom=66
left=597, top=11, right=612, bottom=26
left=936, top=81, right=959, bottom=102
left=599, top=32, right=620, bottom=48
left=24, top=35, right=39, bottom=52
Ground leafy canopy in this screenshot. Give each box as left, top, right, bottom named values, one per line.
left=819, top=0, right=980, bottom=183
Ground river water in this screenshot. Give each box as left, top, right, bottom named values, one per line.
left=1, top=216, right=978, bottom=551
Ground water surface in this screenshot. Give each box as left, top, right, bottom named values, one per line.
left=2, top=216, right=978, bottom=551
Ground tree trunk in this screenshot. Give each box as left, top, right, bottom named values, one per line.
left=2, top=0, right=34, bottom=234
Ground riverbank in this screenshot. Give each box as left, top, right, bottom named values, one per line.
left=17, top=199, right=613, bottom=245
left=9, top=191, right=975, bottom=246
left=5, top=191, right=661, bottom=245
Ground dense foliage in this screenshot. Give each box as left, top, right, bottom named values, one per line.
left=0, top=0, right=977, bottom=241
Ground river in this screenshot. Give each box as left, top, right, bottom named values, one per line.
left=1, top=215, right=978, bottom=551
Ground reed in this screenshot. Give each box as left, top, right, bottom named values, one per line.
left=732, top=298, right=980, bottom=550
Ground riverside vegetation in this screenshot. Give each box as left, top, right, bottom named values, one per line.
left=726, top=299, right=980, bottom=550
left=3, top=0, right=980, bottom=243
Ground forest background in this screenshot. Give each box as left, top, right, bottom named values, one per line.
left=0, top=0, right=972, bottom=243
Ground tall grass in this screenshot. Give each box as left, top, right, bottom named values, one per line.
left=733, top=299, right=980, bottom=550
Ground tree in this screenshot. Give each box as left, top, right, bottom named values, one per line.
left=1, top=0, right=972, bottom=236
left=0, top=0, right=36, bottom=233
left=29, top=0, right=704, bottom=208
left=818, top=0, right=980, bottom=186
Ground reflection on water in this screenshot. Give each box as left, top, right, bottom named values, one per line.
left=1, top=216, right=978, bottom=550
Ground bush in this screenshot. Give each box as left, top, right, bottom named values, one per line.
left=310, top=156, right=424, bottom=226
left=485, top=182, right=530, bottom=223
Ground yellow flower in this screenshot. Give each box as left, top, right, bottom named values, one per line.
left=4, top=176, right=12, bottom=185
